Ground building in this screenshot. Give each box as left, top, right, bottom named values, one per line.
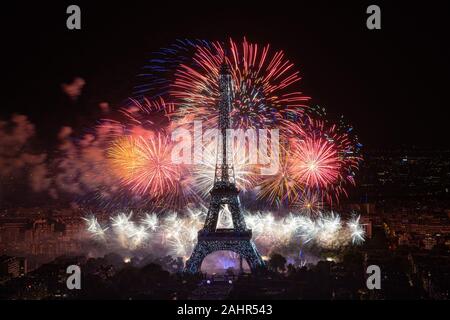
left=0, top=255, right=26, bottom=280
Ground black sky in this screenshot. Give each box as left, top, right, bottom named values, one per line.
left=1, top=1, right=449, bottom=149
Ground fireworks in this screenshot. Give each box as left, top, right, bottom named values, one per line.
left=347, top=215, right=365, bottom=244
left=117, top=97, right=175, bottom=134
left=83, top=216, right=109, bottom=240
left=108, top=136, right=141, bottom=180
left=276, top=118, right=362, bottom=204
left=73, top=39, right=365, bottom=262
left=134, top=39, right=214, bottom=100
left=107, top=134, right=194, bottom=208
left=293, top=190, right=323, bottom=215
left=142, top=212, right=159, bottom=231
left=119, top=134, right=178, bottom=196
left=309, top=212, right=342, bottom=247
left=85, top=209, right=365, bottom=257
left=65, top=39, right=361, bottom=209
left=290, top=133, right=341, bottom=189
left=161, top=209, right=205, bottom=257
left=191, top=134, right=259, bottom=197
left=256, top=153, right=303, bottom=205
left=110, top=212, right=150, bottom=249
left=171, top=38, right=310, bottom=129
left=246, top=211, right=366, bottom=251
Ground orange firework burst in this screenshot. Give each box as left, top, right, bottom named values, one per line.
left=108, top=136, right=141, bottom=180
left=107, top=134, right=190, bottom=207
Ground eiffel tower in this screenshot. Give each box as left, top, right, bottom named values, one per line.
left=185, top=61, right=265, bottom=273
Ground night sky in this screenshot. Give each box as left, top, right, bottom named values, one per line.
left=1, top=1, right=449, bottom=149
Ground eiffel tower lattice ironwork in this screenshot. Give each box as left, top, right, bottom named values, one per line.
left=185, top=61, right=265, bottom=273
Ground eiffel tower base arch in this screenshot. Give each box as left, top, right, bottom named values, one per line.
left=185, top=239, right=265, bottom=274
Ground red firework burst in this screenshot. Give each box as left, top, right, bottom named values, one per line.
left=283, top=118, right=362, bottom=204
left=290, top=133, right=341, bottom=189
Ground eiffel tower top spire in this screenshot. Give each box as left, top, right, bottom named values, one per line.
left=218, top=59, right=232, bottom=130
